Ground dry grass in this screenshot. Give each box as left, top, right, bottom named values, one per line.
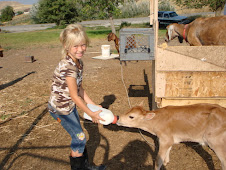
left=0, top=1, right=32, bottom=12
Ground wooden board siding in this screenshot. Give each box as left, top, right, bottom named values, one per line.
left=155, top=46, right=226, bottom=108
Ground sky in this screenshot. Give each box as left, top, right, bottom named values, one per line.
left=0, top=0, right=39, bottom=5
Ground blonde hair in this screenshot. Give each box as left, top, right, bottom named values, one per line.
left=60, top=24, right=89, bottom=59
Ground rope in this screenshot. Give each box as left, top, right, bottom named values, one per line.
left=120, top=63, right=132, bottom=108
left=120, top=63, right=155, bottom=148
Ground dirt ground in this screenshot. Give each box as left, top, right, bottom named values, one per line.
left=0, top=35, right=222, bottom=170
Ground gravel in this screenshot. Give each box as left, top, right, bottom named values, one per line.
left=0, top=17, right=150, bottom=33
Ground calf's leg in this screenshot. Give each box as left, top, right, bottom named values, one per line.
left=155, top=139, right=173, bottom=170
left=206, top=134, right=226, bottom=170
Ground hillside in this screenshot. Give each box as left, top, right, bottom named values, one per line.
left=0, top=1, right=32, bottom=12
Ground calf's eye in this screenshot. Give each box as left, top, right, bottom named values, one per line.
left=129, top=116, right=134, bottom=119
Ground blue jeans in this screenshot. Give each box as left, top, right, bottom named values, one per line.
left=48, top=104, right=86, bottom=153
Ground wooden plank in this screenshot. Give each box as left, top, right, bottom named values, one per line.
left=155, top=72, right=166, bottom=97
left=156, top=71, right=226, bottom=98
left=166, top=46, right=226, bottom=68
left=158, top=98, right=226, bottom=108
left=157, top=47, right=226, bottom=71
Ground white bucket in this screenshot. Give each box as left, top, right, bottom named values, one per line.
left=101, top=45, right=110, bottom=57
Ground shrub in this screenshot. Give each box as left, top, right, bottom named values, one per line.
left=30, top=3, right=39, bottom=24
left=1, top=6, right=15, bottom=22
left=34, top=0, right=80, bottom=26
left=5, top=14, right=32, bottom=25
left=159, top=1, right=175, bottom=11
left=117, top=0, right=174, bottom=19
left=17, top=11, right=24, bottom=15
left=117, top=0, right=150, bottom=18
left=120, top=21, right=131, bottom=29
left=187, top=15, right=203, bottom=22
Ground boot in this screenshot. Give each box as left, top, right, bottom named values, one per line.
left=70, top=155, right=85, bottom=170
left=83, top=147, right=106, bottom=170
left=69, top=148, right=106, bottom=170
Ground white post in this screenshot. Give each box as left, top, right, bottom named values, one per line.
left=150, top=0, right=154, bottom=25
left=151, top=0, right=158, bottom=109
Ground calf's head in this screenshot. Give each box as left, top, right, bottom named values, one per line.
left=117, top=105, right=156, bottom=128
left=107, top=32, right=115, bottom=41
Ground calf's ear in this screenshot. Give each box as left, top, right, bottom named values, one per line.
left=144, top=112, right=156, bottom=120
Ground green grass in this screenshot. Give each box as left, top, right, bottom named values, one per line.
left=159, top=29, right=166, bottom=37
left=86, top=27, right=112, bottom=38
left=0, top=29, right=62, bottom=49
left=0, top=27, right=113, bottom=49
left=0, top=25, right=166, bottom=50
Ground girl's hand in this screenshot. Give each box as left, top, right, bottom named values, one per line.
left=89, top=103, right=102, bottom=108
left=91, top=110, right=105, bottom=124
left=96, top=104, right=102, bottom=108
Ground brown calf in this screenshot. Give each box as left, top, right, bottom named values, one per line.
left=165, top=16, right=226, bottom=46
left=107, top=32, right=120, bottom=54
left=117, top=103, right=226, bottom=170
left=107, top=32, right=137, bottom=54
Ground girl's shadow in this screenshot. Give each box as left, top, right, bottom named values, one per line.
left=107, top=140, right=154, bottom=169
left=83, top=94, right=116, bottom=163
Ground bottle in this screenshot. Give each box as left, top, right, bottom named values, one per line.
left=83, top=104, right=118, bottom=125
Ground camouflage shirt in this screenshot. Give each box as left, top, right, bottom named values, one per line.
left=48, top=56, right=83, bottom=115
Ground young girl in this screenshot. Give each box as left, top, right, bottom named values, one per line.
left=48, top=24, right=106, bottom=170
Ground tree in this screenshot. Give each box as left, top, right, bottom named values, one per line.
left=17, top=11, right=24, bottom=15
left=81, top=0, right=125, bottom=34
left=1, top=6, right=15, bottom=22
left=35, top=0, right=80, bottom=26
left=30, top=3, right=40, bottom=24
left=173, top=0, right=226, bottom=16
